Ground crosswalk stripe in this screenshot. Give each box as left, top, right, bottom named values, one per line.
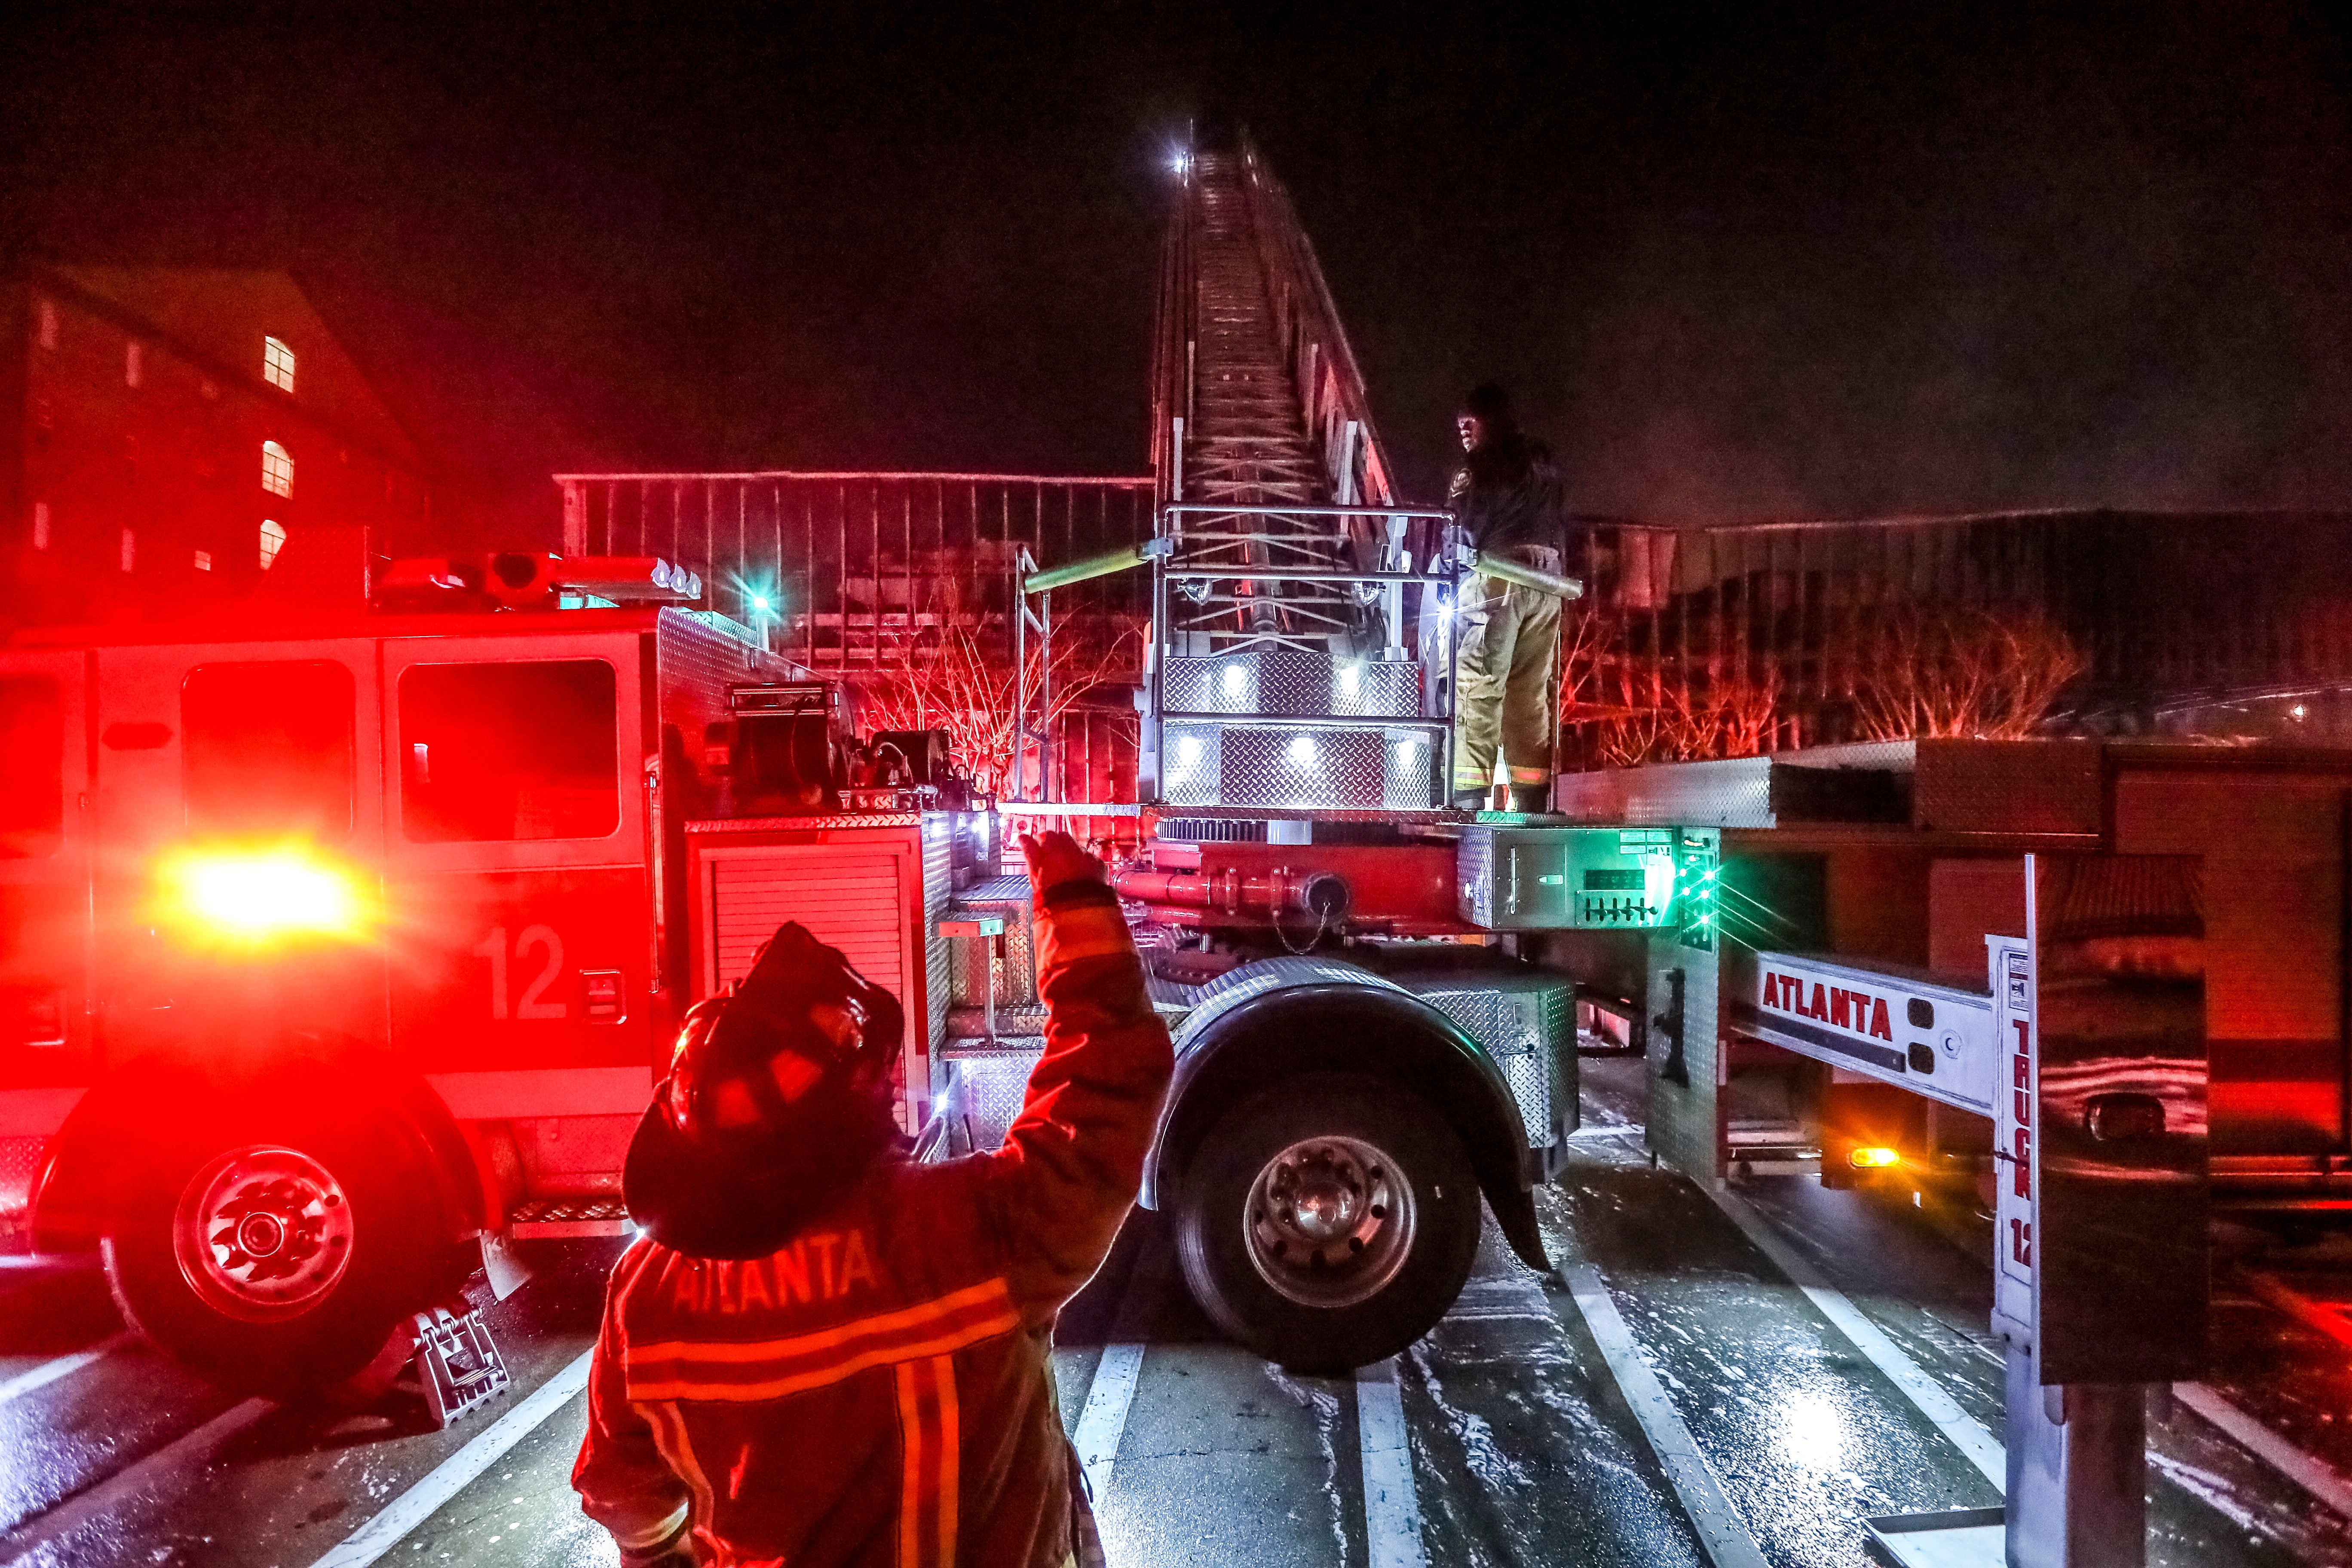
left=2173, top=1383, right=2352, bottom=1523
left=1556, top=1256, right=1774, bottom=1568
left=1355, top=1357, right=1427, bottom=1568
left=0, top=1332, right=134, bottom=1409
left=1710, top=1187, right=2008, bottom=1490
left=1070, top=1242, right=1162, bottom=1501
left=308, top=1348, right=594, bottom=1568
left=1713, top=1187, right=2352, bottom=1534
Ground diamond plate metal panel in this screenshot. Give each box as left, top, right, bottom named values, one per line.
left=1256, top=649, right=1333, bottom=717
left=655, top=607, right=795, bottom=796
left=1191, top=954, right=1392, bottom=1001
left=1552, top=754, right=1775, bottom=828
left=0, top=1136, right=44, bottom=1213
left=1456, top=829, right=1497, bottom=925
left=1332, top=658, right=1421, bottom=718
left=1501, top=1050, right=1550, bottom=1139
left=945, top=1055, right=1043, bottom=1151
left=922, top=814, right=954, bottom=1102
left=1163, top=724, right=1224, bottom=805
left=1171, top=958, right=1571, bottom=1147
left=1167, top=648, right=1418, bottom=726
left=1220, top=726, right=1384, bottom=808
left=1164, top=654, right=1262, bottom=715
left=946, top=1004, right=1049, bottom=1038
left=1396, top=971, right=1576, bottom=1147
left=947, top=878, right=1037, bottom=1008
left=1383, top=729, right=1441, bottom=809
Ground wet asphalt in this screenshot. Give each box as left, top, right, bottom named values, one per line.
left=0, top=1057, right=2347, bottom=1567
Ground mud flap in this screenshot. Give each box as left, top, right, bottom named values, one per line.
left=1487, top=1182, right=1553, bottom=1274
left=480, top=1232, right=535, bottom=1300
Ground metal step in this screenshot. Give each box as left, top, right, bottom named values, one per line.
left=508, top=1198, right=630, bottom=1239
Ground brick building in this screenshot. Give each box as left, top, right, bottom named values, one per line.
left=0, top=266, right=431, bottom=629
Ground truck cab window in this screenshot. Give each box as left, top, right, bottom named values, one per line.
left=182, top=662, right=356, bottom=839
left=399, top=660, right=619, bottom=842
left=0, top=677, right=64, bottom=858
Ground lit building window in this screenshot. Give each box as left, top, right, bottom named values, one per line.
left=262, top=440, right=293, bottom=497
left=120, top=528, right=136, bottom=573
left=31, top=502, right=49, bottom=551
left=126, top=341, right=144, bottom=388
left=260, top=518, right=287, bottom=570
left=37, top=299, right=58, bottom=351
left=193, top=549, right=213, bottom=572
left=263, top=336, right=296, bottom=393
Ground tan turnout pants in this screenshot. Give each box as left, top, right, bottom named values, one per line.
left=1451, top=544, right=1563, bottom=796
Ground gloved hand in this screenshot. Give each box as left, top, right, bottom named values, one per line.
left=1019, top=830, right=1106, bottom=902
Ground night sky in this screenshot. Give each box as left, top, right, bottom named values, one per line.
left=7, top=5, right=2349, bottom=547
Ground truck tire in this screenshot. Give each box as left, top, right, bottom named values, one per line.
left=104, top=1106, right=456, bottom=1400
left=1173, top=1073, right=1481, bottom=1372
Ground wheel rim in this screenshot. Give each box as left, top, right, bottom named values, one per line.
left=1242, top=1134, right=1415, bottom=1310
left=172, top=1145, right=356, bottom=1323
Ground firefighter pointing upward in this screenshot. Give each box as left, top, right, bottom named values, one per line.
left=1449, top=383, right=1567, bottom=813
left=574, top=830, right=1172, bottom=1568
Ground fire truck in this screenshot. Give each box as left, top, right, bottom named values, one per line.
left=0, top=531, right=1709, bottom=1392
left=0, top=133, right=1703, bottom=1396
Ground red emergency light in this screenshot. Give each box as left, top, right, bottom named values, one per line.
left=376, top=552, right=704, bottom=612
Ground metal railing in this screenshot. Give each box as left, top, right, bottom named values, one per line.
left=1007, top=503, right=1587, bottom=809
left=554, top=472, right=1155, bottom=669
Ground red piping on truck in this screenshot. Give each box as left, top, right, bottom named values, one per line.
left=1112, top=866, right=1351, bottom=922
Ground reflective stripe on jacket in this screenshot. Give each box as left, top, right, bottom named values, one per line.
left=573, top=882, right=1172, bottom=1568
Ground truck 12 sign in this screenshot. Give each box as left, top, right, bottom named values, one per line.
left=1743, top=952, right=1998, bottom=1118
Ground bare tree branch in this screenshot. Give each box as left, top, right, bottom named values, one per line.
left=1846, top=603, right=2084, bottom=741
left=848, top=613, right=1142, bottom=796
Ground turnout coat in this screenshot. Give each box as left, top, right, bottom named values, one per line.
left=573, top=882, right=1173, bottom=1567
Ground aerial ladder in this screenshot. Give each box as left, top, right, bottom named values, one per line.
left=1018, top=132, right=1579, bottom=823
left=980, top=135, right=1698, bottom=1369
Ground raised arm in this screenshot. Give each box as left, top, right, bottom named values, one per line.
left=984, top=831, right=1175, bottom=1316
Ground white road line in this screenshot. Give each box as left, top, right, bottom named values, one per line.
left=0, top=1332, right=134, bottom=1409
left=309, top=1348, right=594, bottom=1568
left=2174, top=1382, right=2352, bottom=1523
left=1070, top=1242, right=1162, bottom=1501
left=0, top=1396, right=271, bottom=1564
left=1711, top=1187, right=2008, bottom=1491
left=1355, top=1357, right=1427, bottom=1568
left=1712, top=1190, right=2352, bottom=1531
left=1559, top=1258, right=1774, bottom=1568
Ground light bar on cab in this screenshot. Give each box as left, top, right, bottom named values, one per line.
left=555, top=556, right=703, bottom=603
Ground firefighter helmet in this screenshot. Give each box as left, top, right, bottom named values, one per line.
left=625, top=922, right=905, bottom=1259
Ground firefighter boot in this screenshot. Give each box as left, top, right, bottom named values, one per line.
left=1508, top=783, right=1550, bottom=814
left=1451, top=789, right=1490, bottom=813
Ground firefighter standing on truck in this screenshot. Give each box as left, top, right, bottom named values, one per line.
left=573, top=830, right=1172, bottom=1568
left=1448, top=382, right=1568, bottom=814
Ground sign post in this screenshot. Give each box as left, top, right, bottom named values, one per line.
left=1868, top=854, right=2208, bottom=1568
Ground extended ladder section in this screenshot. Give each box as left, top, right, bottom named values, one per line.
left=1144, top=138, right=1460, bottom=814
